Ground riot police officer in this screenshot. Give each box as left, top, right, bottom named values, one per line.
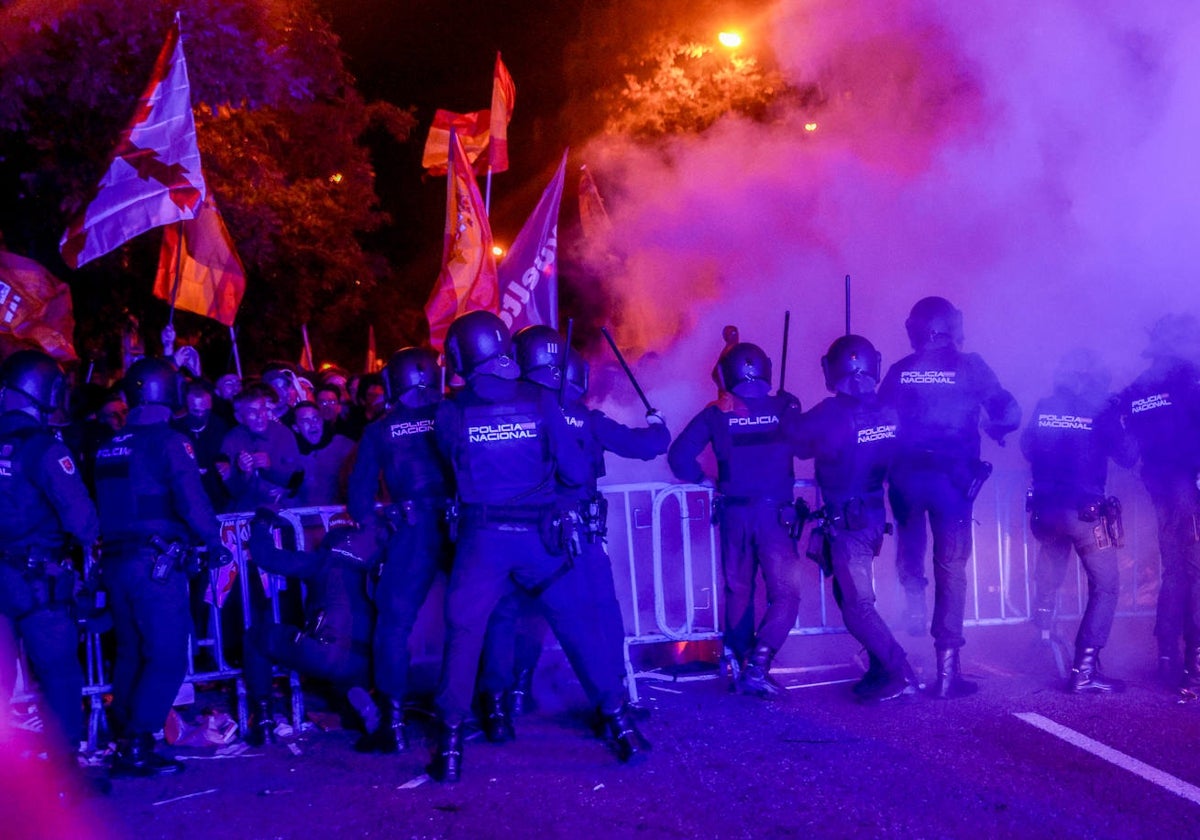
left=668, top=342, right=802, bottom=696
left=878, top=297, right=1020, bottom=698
left=429, top=311, right=648, bottom=782
left=243, top=510, right=377, bottom=745
left=1118, top=314, right=1200, bottom=688
left=347, top=347, right=453, bottom=753
left=480, top=326, right=669, bottom=730
left=788, top=336, right=918, bottom=702
left=93, top=357, right=228, bottom=776
left=1022, top=349, right=1136, bottom=693
left=0, top=350, right=103, bottom=790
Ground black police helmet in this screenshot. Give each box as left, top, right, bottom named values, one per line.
left=821, top=334, right=882, bottom=394
left=905, top=296, right=963, bottom=351
left=123, top=357, right=180, bottom=409
left=514, top=325, right=564, bottom=389
left=564, top=349, right=589, bottom=403
left=717, top=343, right=772, bottom=396
left=0, top=349, right=66, bottom=415
left=444, top=311, right=517, bottom=380
left=1143, top=313, right=1200, bottom=362
left=384, top=347, right=440, bottom=403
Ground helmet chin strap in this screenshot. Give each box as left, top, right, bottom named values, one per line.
left=835, top=374, right=877, bottom=397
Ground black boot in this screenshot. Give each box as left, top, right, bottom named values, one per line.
left=930, top=647, right=977, bottom=699
left=508, top=669, right=536, bottom=716
left=427, top=721, right=463, bottom=783
left=737, top=644, right=785, bottom=697
left=245, top=700, right=275, bottom=747
left=356, top=697, right=407, bottom=753
left=110, top=733, right=184, bottom=778
left=719, top=646, right=742, bottom=693
left=602, top=705, right=651, bottom=765
left=852, top=653, right=889, bottom=698
left=859, top=659, right=920, bottom=704
left=481, top=692, right=515, bottom=744
left=1069, top=647, right=1124, bottom=694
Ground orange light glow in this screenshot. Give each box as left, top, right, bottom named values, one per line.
left=717, top=31, right=742, bottom=49
left=491, top=245, right=505, bottom=258
left=329, top=172, right=344, bottom=184
left=804, top=122, right=818, bottom=132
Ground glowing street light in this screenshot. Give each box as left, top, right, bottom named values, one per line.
left=717, top=31, right=742, bottom=49
left=491, top=245, right=505, bottom=258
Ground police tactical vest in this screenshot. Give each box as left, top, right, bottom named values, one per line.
left=454, top=390, right=554, bottom=506
left=93, top=424, right=184, bottom=541
left=1026, top=392, right=1112, bottom=498
left=818, top=397, right=896, bottom=504
left=0, top=425, right=59, bottom=547
left=713, top=394, right=795, bottom=500
left=380, top=402, right=451, bottom=499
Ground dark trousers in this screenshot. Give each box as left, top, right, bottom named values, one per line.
left=0, top=568, right=83, bottom=756
left=373, top=514, right=447, bottom=699
left=104, top=556, right=190, bottom=737
left=829, top=519, right=907, bottom=672
left=480, top=538, right=625, bottom=699
left=718, top=502, right=801, bottom=657
left=1143, top=473, right=1200, bottom=651
left=888, top=469, right=974, bottom=649
left=436, top=523, right=624, bottom=725
left=1031, top=505, right=1120, bottom=649
left=243, top=622, right=369, bottom=703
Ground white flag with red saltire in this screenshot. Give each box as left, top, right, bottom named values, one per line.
left=59, top=17, right=206, bottom=269
left=489, top=53, right=516, bottom=173
left=421, top=109, right=491, bottom=176
left=152, top=195, right=245, bottom=327
left=424, top=130, right=500, bottom=351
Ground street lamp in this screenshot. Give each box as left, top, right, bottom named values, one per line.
left=717, top=31, right=742, bottom=49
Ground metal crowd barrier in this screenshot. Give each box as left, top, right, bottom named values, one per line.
left=71, top=506, right=348, bottom=751
left=601, top=471, right=1159, bottom=701
left=6, top=469, right=1165, bottom=743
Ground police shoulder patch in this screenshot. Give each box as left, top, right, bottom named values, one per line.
left=59, top=455, right=76, bottom=475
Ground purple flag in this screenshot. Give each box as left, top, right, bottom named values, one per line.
left=497, top=150, right=567, bottom=331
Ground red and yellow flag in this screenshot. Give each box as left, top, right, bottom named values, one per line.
left=421, top=109, right=491, bottom=176
left=60, top=16, right=206, bottom=269
left=488, top=53, right=517, bottom=173
left=424, top=130, right=500, bottom=351
left=152, top=195, right=245, bottom=327
left=0, top=249, right=78, bottom=361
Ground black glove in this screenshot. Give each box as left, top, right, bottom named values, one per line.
left=206, top=543, right=234, bottom=567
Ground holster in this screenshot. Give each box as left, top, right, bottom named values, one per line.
left=148, top=536, right=186, bottom=583
left=19, top=553, right=77, bottom=613
left=539, top=506, right=582, bottom=558
left=805, top=521, right=833, bottom=578
left=580, top=494, right=608, bottom=543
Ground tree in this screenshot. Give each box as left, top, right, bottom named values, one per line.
left=0, top=0, right=416, bottom=375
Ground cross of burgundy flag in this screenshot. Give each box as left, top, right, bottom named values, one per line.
left=59, top=15, right=206, bottom=269
left=424, top=129, right=500, bottom=351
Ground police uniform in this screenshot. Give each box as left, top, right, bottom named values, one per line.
left=93, top=405, right=223, bottom=771
left=1022, top=377, right=1136, bottom=692
left=431, top=373, right=635, bottom=779
left=481, top=400, right=669, bottom=714
left=789, top=391, right=915, bottom=699
left=0, top=411, right=99, bottom=761
left=879, top=345, right=1019, bottom=666
left=668, top=389, right=801, bottom=693
left=346, top=398, right=452, bottom=748
left=1119, top=355, right=1200, bottom=682
left=242, top=517, right=375, bottom=743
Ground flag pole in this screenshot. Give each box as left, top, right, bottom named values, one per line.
left=168, top=221, right=184, bottom=327
left=301, top=323, right=314, bottom=370
left=229, top=325, right=243, bottom=379
left=485, top=167, right=494, bottom=214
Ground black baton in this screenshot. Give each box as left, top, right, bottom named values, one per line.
left=600, top=326, right=654, bottom=412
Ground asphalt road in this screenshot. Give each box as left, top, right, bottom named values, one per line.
left=12, top=617, right=1200, bottom=840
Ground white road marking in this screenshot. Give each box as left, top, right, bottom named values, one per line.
left=153, top=788, right=219, bottom=806
left=1014, top=712, right=1200, bottom=806
left=398, top=775, right=429, bottom=790
left=785, top=678, right=859, bottom=691
left=645, top=685, right=683, bottom=695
